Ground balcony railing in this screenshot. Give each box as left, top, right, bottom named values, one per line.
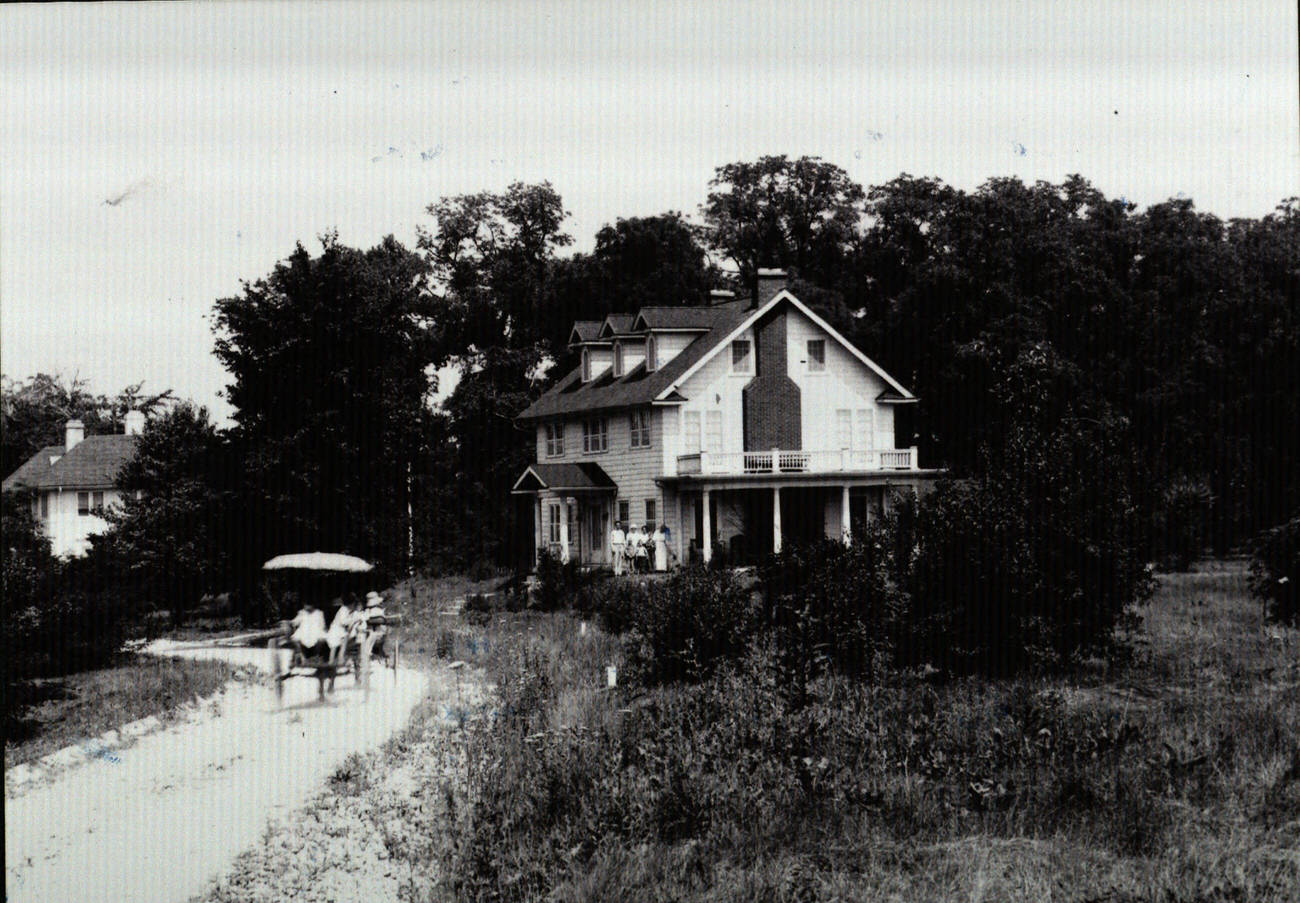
left=674, top=447, right=917, bottom=477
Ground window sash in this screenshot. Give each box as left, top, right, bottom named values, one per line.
left=581, top=349, right=591, bottom=382
left=613, top=341, right=623, bottom=377
left=78, top=491, right=90, bottom=515
left=645, top=336, right=656, bottom=372
left=807, top=339, right=826, bottom=371
left=629, top=411, right=650, bottom=448
left=731, top=340, right=752, bottom=373
left=40, top=494, right=49, bottom=519
left=92, top=491, right=105, bottom=512
left=855, top=409, right=873, bottom=449
left=583, top=418, right=608, bottom=453
left=549, top=503, right=562, bottom=543
left=704, top=410, right=722, bottom=453
left=645, top=499, right=657, bottom=532
left=546, top=422, right=565, bottom=457
left=618, top=500, right=630, bottom=524
left=837, top=409, right=852, bottom=449
left=683, top=411, right=701, bottom=454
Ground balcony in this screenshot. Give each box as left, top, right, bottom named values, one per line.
left=674, top=447, right=917, bottom=477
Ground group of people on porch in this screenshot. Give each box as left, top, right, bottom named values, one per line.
left=609, top=520, right=673, bottom=575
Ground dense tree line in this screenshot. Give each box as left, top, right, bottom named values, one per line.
left=4, top=157, right=1298, bottom=619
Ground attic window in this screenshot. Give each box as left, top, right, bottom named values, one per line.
left=730, top=339, right=753, bottom=374
left=807, top=339, right=826, bottom=372
left=645, top=335, right=657, bottom=372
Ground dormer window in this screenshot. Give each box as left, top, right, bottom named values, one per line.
left=645, top=335, right=657, bottom=373
left=581, top=348, right=592, bottom=382
left=613, top=341, right=624, bottom=377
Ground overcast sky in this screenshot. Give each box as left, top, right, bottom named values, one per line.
left=2, top=1, right=1296, bottom=424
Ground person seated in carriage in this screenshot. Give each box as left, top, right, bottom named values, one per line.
left=288, top=599, right=330, bottom=664
left=326, top=593, right=360, bottom=653
left=356, top=591, right=389, bottom=659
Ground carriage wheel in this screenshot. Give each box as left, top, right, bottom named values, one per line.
left=270, top=638, right=285, bottom=705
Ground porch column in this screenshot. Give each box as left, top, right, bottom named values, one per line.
left=701, top=488, right=713, bottom=564
left=841, top=485, right=852, bottom=545
left=534, top=497, right=543, bottom=565
left=559, top=498, right=571, bottom=563
left=772, top=486, right=782, bottom=554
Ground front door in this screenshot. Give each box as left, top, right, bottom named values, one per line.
left=586, top=501, right=609, bottom=564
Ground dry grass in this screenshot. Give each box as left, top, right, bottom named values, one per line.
left=5, top=653, right=242, bottom=767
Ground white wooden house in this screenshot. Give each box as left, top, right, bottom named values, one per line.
left=2, top=413, right=144, bottom=557
left=513, top=270, right=941, bottom=568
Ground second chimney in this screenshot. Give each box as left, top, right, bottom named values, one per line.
left=754, top=268, right=788, bottom=308
left=124, top=410, right=146, bottom=436
left=65, top=419, right=85, bottom=451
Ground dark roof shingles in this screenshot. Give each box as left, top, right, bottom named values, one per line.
left=2, top=435, right=139, bottom=491
left=521, top=462, right=617, bottom=491
left=519, top=302, right=749, bottom=420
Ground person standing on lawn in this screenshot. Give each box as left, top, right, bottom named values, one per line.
left=653, top=523, right=669, bottom=572
left=610, top=520, right=626, bottom=576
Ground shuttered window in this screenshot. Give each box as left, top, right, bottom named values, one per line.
left=837, top=409, right=852, bottom=449
left=684, top=411, right=701, bottom=454
left=704, top=410, right=722, bottom=453
left=855, top=409, right=874, bottom=449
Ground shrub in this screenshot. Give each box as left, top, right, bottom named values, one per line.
left=575, top=578, right=651, bottom=636
left=534, top=548, right=588, bottom=611
left=1153, top=476, right=1214, bottom=571
left=757, top=537, right=906, bottom=695
left=622, top=566, right=759, bottom=686
left=1251, top=513, right=1300, bottom=626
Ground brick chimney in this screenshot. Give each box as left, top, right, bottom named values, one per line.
left=65, top=419, right=84, bottom=451
left=124, top=410, right=146, bottom=435
left=754, top=268, right=788, bottom=308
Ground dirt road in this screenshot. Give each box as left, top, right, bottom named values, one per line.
left=4, top=641, right=428, bottom=903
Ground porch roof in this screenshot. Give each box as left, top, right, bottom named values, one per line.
left=511, top=461, right=618, bottom=494
left=657, top=469, right=945, bottom=490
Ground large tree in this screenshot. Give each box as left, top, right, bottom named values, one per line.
left=212, top=233, right=437, bottom=576
left=702, top=155, right=865, bottom=291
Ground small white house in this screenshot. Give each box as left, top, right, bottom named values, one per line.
left=3, top=412, right=144, bottom=557
left=513, top=270, right=942, bottom=568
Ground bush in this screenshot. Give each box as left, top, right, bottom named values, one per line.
left=622, top=566, right=759, bottom=686
left=757, top=537, right=906, bottom=695
left=1153, top=476, right=1214, bottom=571
left=534, top=548, right=589, bottom=611
left=574, top=578, right=651, bottom=636
left=1251, top=514, right=1300, bottom=626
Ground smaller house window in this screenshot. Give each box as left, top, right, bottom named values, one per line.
left=644, top=499, right=657, bottom=532
left=730, top=339, right=752, bottom=374
left=629, top=410, right=650, bottom=448
left=40, top=494, right=49, bottom=519
left=645, top=336, right=657, bottom=372
left=807, top=339, right=826, bottom=372
left=618, top=500, right=630, bottom=525
left=613, top=341, right=624, bottom=377
left=545, top=421, right=565, bottom=457
left=78, top=491, right=91, bottom=515
left=92, top=491, right=105, bottom=513
left=583, top=417, right=608, bottom=453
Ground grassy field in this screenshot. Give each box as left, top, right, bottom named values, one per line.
left=5, top=653, right=244, bottom=767
left=202, top=561, right=1300, bottom=902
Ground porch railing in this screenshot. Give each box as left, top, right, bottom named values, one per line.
left=674, top=447, right=917, bottom=476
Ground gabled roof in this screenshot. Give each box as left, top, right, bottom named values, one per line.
left=517, top=291, right=917, bottom=422
left=2, top=435, right=139, bottom=492
left=517, top=301, right=750, bottom=421
left=511, top=462, right=617, bottom=493
left=596, top=314, right=636, bottom=339
left=631, top=307, right=716, bottom=332
left=2, top=445, right=65, bottom=491
left=568, top=321, right=604, bottom=346
left=655, top=290, right=915, bottom=403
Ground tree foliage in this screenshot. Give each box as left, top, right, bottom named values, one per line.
left=213, top=234, right=437, bottom=580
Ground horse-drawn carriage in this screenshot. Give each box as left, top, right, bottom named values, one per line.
left=261, top=553, right=401, bottom=704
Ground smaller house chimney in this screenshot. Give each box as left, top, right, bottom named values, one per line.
left=124, top=410, right=146, bottom=436
left=65, top=419, right=84, bottom=451
left=754, top=268, right=788, bottom=308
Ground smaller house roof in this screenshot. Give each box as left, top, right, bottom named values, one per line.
left=2, top=445, right=65, bottom=492
left=511, top=462, right=617, bottom=494
left=2, top=435, right=139, bottom=492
